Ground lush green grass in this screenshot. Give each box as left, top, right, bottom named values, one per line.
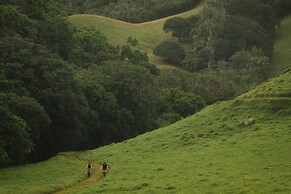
left=1, top=71, right=290, bottom=194
left=271, top=14, right=291, bottom=76
left=0, top=152, right=87, bottom=193
left=68, top=2, right=204, bottom=68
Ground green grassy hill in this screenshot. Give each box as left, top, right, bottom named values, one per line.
left=65, top=71, right=291, bottom=194
left=68, top=3, right=204, bottom=69
left=0, top=70, right=290, bottom=194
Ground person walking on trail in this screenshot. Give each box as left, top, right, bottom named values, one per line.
left=87, top=161, right=92, bottom=178
left=102, top=162, right=108, bottom=177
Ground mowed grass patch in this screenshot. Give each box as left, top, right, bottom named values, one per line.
left=271, top=14, right=291, bottom=76
left=68, top=3, right=204, bottom=67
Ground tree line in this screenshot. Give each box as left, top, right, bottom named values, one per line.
left=154, top=0, right=290, bottom=103
left=58, top=0, right=202, bottom=23
left=0, top=0, right=206, bottom=166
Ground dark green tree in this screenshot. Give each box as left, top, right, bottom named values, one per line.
left=154, top=41, right=186, bottom=64
left=98, top=61, right=159, bottom=136
left=0, top=5, right=36, bottom=40
left=216, top=15, right=272, bottom=56
left=69, top=27, right=116, bottom=68
left=229, top=47, right=270, bottom=80
left=260, top=0, right=291, bottom=18
left=0, top=104, right=34, bottom=166
left=158, top=87, right=206, bottom=117
left=226, top=0, right=279, bottom=36
left=0, top=93, right=51, bottom=162
left=163, top=17, right=192, bottom=42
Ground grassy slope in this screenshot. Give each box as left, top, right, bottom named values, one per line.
left=68, top=3, right=204, bottom=69
left=271, top=14, right=291, bottom=76
left=0, top=153, right=85, bottom=193
left=0, top=72, right=290, bottom=194
left=70, top=71, right=291, bottom=194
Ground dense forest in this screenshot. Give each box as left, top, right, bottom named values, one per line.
left=0, top=0, right=206, bottom=166
left=0, top=0, right=290, bottom=166
left=58, top=0, right=202, bottom=23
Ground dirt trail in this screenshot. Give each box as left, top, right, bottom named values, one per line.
left=54, top=153, right=103, bottom=194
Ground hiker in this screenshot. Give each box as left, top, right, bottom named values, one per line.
left=102, top=162, right=108, bottom=177
left=87, top=161, right=92, bottom=177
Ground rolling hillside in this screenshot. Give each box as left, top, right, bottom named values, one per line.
left=0, top=67, right=290, bottom=194
left=62, top=70, right=291, bottom=194
left=68, top=2, right=204, bottom=68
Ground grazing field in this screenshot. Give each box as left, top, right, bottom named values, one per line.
left=271, top=14, right=291, bottom=76
left=0, top=69, right=290, bottom=193
left=68, top=3, right=204, bottom=68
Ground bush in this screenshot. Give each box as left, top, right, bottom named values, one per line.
left=154, top=41, right=186, bottom=64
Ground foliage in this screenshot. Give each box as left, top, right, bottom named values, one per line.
left=163, top=17, right=192, bottom=42
left=154, top=41, right=186, bottom=64
left=158, top=88, right=206, bottom=117
left=164, top=0, right=281, bottom=104
left=226, top=0, right=279, bottom=35
left=0, top=104, right=34, bottom=165
left=229, top=47, right=270, bottom=80
left=260, top=0, right=291, bottom=18
left=97, top=61, right=159, bottom=135
left=0, top=93, right=51, bottom=161
left=0, top=5, right=36, bottom=40
left=69, top=27, right=116, bottom=67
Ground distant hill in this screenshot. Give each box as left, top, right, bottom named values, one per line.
left=59, top=0, right=201, bottom=23
left=68, top=3, right=204, bottom=68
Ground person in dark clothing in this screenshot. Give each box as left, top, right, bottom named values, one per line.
left=87, top=161, right=92, bottom=177
left=102, top=162, right=108, bottom=177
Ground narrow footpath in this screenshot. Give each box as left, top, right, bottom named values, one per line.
left=53, top=153, right=103, bottom=194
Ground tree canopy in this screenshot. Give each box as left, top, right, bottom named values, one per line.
left=154, top=41, right=186, bottom=64
left=163, top=17, right=192, bottom=42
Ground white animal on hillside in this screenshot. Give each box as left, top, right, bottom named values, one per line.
left=244, top=118, right=256, bottom=126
